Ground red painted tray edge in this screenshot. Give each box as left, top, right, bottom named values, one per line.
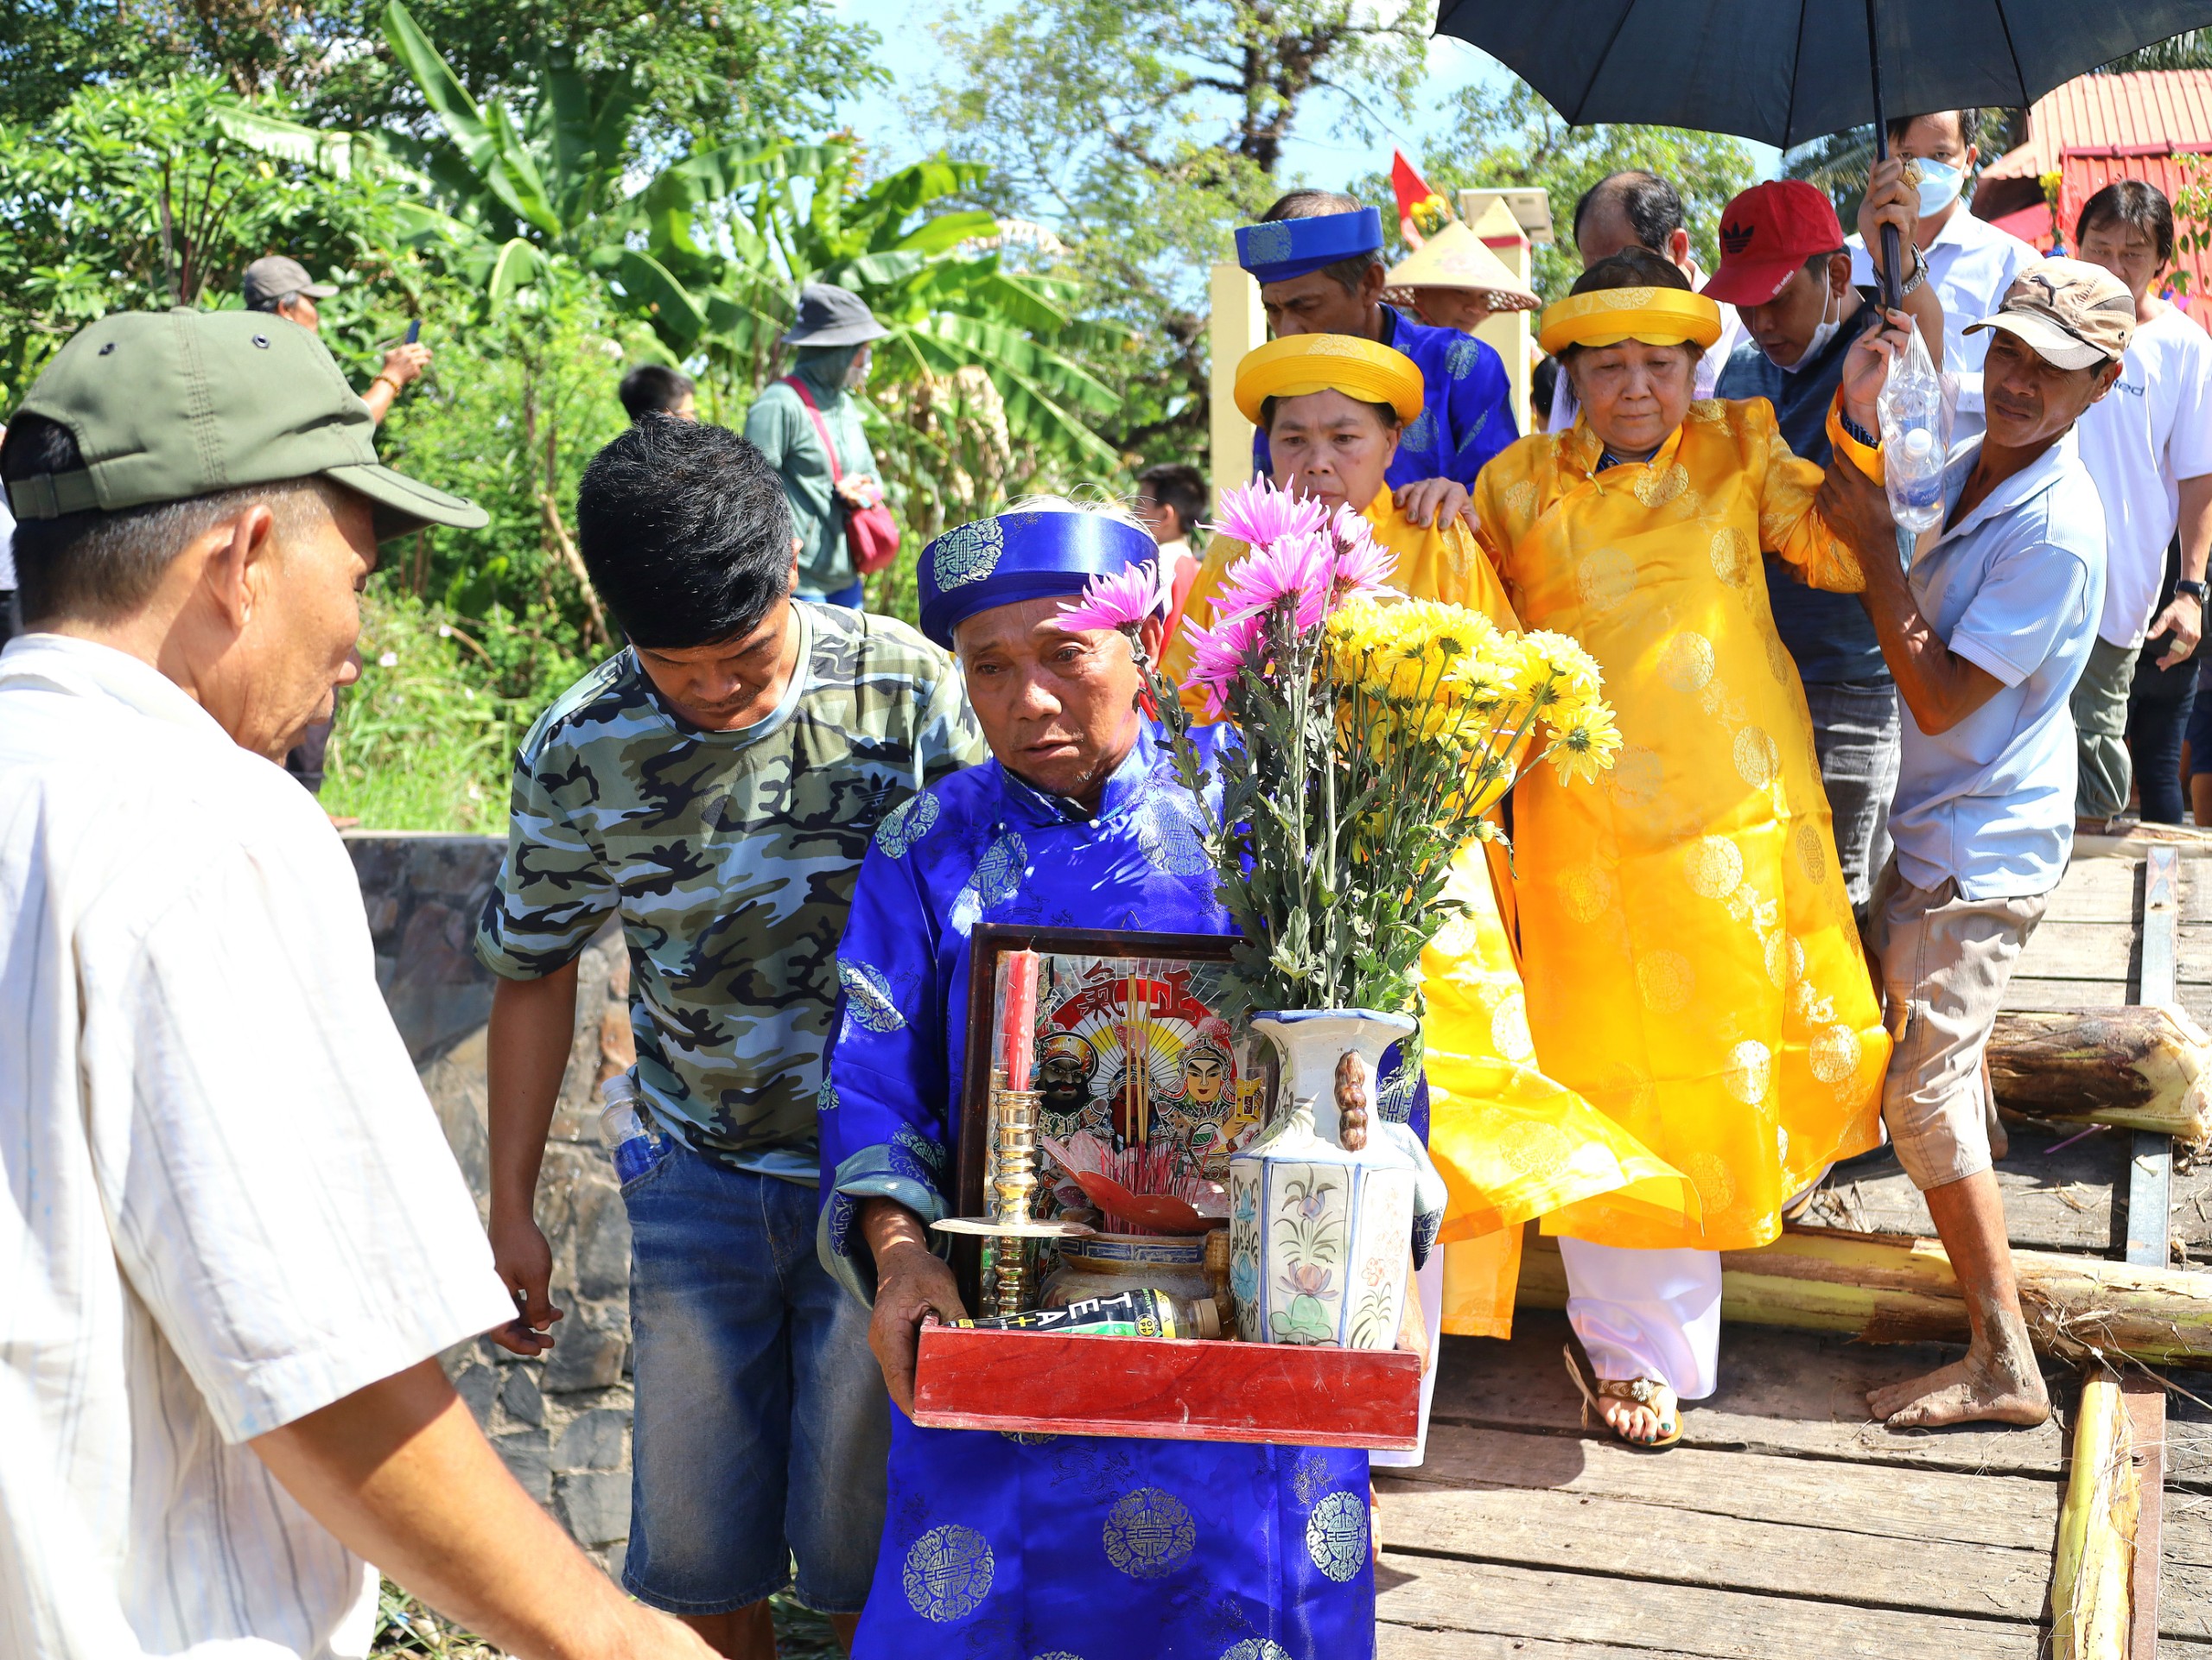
left=910, top=1325, right=1422, bottom=1450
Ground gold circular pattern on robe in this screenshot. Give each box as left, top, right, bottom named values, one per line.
left=1502, top=478, right=1540, bottom=521
left=1683, top=836, right=1745, bottom=900
left=1633, top=462, right=1690, bottom=508
left=1637, top=950, right=1695, bottom=1013
left=1724, top=1040, right=1774, bottom=1106
left=1764, top=932, right=1808, bottom=990
left=1499, top=1117, right=1579, bottom=1177
left=1557, top=861, right=1618, bottom=923
left=1777, top=1123, right=1791, bottom=1162
left=1491, top=990, right=1536, bottom=1061
left=1103, top=1486, right=1197, bottom=1580
left=1683, top=1149, right=1737, bottom=1213
left=1793, top=820, right=1828, bottom=884
left=1709, top=525, right=1753, bottom=586
left=1660, top=632, right=1717, bottom=693
left=1537, top=286, right=1725, bottom=354
left=1810, top=1022, right=1865, bottom=1085
left=1575, top=546, right=1637, bottom=613
left=1733, top=726, right=1780, bottom=790
left=1600, top=1060, right=1657, bottom=1118
left=1604, top=747, right=1663, bottom=810
left=1431, top=910, right=1480, bottom=957
left=904, top=1523, right=995, bottom=1621
left=1232, top=333, right=1426, bottom=424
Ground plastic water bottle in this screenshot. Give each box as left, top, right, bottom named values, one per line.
left=598, top=1072, right=663, bottom=1185
left=1877, top=322, right=1950, bottom=536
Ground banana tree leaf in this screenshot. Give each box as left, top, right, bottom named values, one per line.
left=484, top=100, right=564, bottom=238
left=485, top=238, right=546, bottom=308
left=892, top=324, right=1122, bottom=463
left=891, top=209, right=1001, bottom=257
left=913, top=313, right=1121, bottom=412
left=612, top=248, right=711, bottom=347
left=853, top=158, right=993, bottom=249
left=211, top=106, right=361, bottom=179
left=383, top=1, right=493, bottom=166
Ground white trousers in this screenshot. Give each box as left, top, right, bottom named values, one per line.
left=1559, top=1236, right=1723, bottom=1399
left=1560, top=1173, right=1827, bottom=1401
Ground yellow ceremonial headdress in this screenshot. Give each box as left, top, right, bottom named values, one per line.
left=1537, top=286, right=1722, bottom=356
left=1232, top=334, right=1426, bottom=426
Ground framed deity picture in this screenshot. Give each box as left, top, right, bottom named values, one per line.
left=950, top=924, right=1269, bottom=1308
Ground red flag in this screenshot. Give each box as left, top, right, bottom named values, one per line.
left=1390, top=149, right=1437, bottom=224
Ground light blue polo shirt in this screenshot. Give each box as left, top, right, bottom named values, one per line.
left=1889, top=426, right=2106, bottom=901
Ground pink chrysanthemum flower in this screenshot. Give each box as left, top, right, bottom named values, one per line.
left=1058, top=561, right=1162, bottom=633
left=1209, top=531, right=1333, bottom=632
left=1206, top=477, right=1327, bottom=549
left=1324, top=508, right=1398, bottom=603
left=1179, top=613, right=1266, bottom=717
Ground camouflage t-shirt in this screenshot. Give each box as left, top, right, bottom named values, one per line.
left=475, top=602, right=984, bottom=1172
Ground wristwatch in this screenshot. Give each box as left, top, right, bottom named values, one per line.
left=1897, top=251, right=1927, bottom=297
left=2177, top=579, right=2209, bottom=605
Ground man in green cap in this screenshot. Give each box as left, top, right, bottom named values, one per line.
left=0, top=308, right=715, bottom=1660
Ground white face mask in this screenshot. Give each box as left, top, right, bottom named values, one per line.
left=1777, top=281, right=1842, bottom=374
left=1913, top=156, right=1965, bottom=218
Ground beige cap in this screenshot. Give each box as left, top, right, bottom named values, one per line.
left=1965, top=257, right=2135, bottom=372
left=1382, top=220, right=1540, bottom=313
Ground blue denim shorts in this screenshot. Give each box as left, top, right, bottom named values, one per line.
left=620, top=1142, right=890, bottom=1614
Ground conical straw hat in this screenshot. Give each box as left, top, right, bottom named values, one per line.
left=1382, top=219, right=1539, bottom=312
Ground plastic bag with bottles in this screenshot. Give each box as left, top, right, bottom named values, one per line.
left=1875, top=317, right=1955, bottom=551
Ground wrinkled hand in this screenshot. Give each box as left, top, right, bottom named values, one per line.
left=1857, top=157, right=1920, bottom=279
left=1394, top=475, right=1468, bottom=531
left=1839, top=308, right=1917, bottom=434
left=1816, top=447, right=1897, bottom=565
left=870, top=1237, right=967, bottom=1415
left=835, top=472, right=882, bottom=511
left=379, top=341, right=431, bottom=388
left=2152, top=593, right=2204, bottom=670
left=486, top=1210, right=564, bottom=1357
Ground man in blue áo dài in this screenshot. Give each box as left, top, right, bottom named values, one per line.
left=1238, top=192, right=1518, bottom=531
left=816, top=499, right=1377, bottom=1660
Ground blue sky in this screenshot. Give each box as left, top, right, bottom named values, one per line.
left=829, top=1, right=1781, bottom=208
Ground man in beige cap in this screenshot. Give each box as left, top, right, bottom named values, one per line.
left=244, top=253, right=431, bottom=426
left=1821, top=258, right=2130, bottom=1431
left=0, top=308, right=714, bottom=1660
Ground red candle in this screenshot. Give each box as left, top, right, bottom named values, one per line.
left=1001, top=950, right=1041, bottom=1092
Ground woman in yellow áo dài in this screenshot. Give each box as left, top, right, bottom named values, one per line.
left=1467, top=249, right=1899, bottom=1449
left=1161, top=334, right=1693, bottom=1406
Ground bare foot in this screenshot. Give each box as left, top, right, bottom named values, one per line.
left=1866, top=1345, right=2050, bottom=1428
left=1598, top=1394, right=1669, bottom=1444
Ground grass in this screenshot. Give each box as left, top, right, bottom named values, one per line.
left=321, top=589, right=566, bottom=834
left=372, top=1581, right=842, bottom=1657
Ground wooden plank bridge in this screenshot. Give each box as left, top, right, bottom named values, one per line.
left=1376, top=849, right=2212, bottom=1657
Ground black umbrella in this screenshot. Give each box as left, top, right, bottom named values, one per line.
left=1433, top=0, right=2212, bottom=300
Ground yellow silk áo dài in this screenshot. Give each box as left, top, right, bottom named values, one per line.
left=1469, top=397, right=1891, bottom=1254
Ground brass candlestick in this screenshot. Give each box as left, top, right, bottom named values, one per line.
left=932, top=1065, right=1090, bottom=1317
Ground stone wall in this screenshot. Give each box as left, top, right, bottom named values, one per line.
left=345, top=831, right=639, bottom=1572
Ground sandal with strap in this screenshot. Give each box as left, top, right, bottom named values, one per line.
left=1563, top=1345, right=1683, bottom=1451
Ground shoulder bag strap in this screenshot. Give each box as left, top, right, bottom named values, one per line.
left=781, top=374, right=844, bottom=485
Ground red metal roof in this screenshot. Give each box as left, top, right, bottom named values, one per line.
left=1983, top=69, right=2212, bottom=179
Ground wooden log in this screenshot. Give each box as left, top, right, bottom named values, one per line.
left=1516, top=1224, right=2212, bottom=1366
left=1987, top=1004, right=2212, bottom=1147
left=2052, top=1371, right=2139, bottom=1660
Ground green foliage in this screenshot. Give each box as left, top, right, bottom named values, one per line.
left=324, top=586, right=588, bottom=832
left=918, top=0, right=1435, bottom=469
left=0, top=73, right=423, bottom=403
left=1381, top=82, right=1757, bottom=302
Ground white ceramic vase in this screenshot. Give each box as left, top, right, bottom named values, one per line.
left=1227, top=1009, right=1439, bottom=1349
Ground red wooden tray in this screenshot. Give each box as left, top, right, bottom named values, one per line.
left=910, top=1325, right=1422, bottom=1449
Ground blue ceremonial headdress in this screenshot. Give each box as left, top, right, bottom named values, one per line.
left=1234, top=207, right=1384, bottom=285
left=918, top=507, right=1160, bottom=649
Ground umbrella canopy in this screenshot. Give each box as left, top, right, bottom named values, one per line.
left=1433, top=1, right=2212, bottom=150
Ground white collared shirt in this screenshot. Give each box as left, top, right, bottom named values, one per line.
left=1849, top=204, right=2042, bottom=430
left=0, top=634, right=514, bottom=1659
left=1545, top=259, right=1743, bottom=433
left=1890, top=429, right=2107, bottom=900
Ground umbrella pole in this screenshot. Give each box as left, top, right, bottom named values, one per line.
left=1864, top=0, right=1905, bottom=311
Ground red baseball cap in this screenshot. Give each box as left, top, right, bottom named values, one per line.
left=1702, top=181, right=1846, bottom=307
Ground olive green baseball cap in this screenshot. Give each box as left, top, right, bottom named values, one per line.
left=4, top=308, right=487, bottom=540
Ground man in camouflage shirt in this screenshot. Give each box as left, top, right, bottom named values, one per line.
left=476, top=417, right=982, bottom=1657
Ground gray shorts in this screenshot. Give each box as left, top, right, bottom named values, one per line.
left=1862, top=861, right=2047, bottom=1192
